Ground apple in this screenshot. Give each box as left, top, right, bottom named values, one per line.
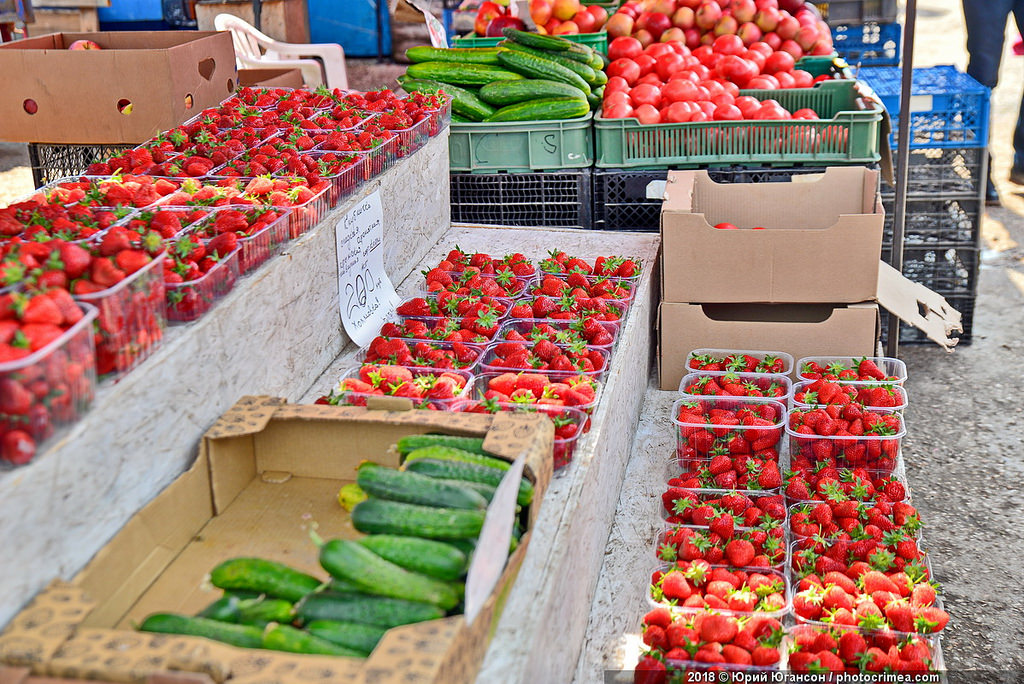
left=552, top=0, right=580, bottom=21
left=68, top=39, right=101, bottom=50
left=737, top=22, right=762, bottom=45
left=762, top=31, right=782, bottom=49
left=754, top=7, right=780, bottom=32
left=574, top=10, right=598, bottom=32
left=678, top=0, right=702, bottom=8
left=732, top=0, right=757, bottom=23
left=694, top=1, right=722, bottom=30
left=683, top=27, right=701, bottom=49
left=672, top=6, right=695, bottom=29
left=795, top=24, right=819, bottom=50
left=637, top=12, right=672, bottom=41
left=775, top=14, right=799, bottom=40
left=529, top=0, right=553, bottom=26
left=545, top=17, right=562, bottom=32
left=714, top=15, right=738, bottom=36
left=634, top=28, right=655, bottom=47
left=619, top=1, right=642, bottom=18
left=475, top=1, right=505, bottom=37
left=605, top=12, right=635, bottom=38
left=660, top=27, right=686, bottom=43
left=649, top=0, right=678, bottom=16
left=587, top=5, right=609, bottom=27
left=756, top=0, right=779, bottom=9
left=554, top=19, right=580, bottom=34
left=486, top=15, right=525, bottom=36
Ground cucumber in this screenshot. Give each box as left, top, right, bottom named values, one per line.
left=502, top=27, right=573, bottom=52
left=306, top=620, right=387, bottom=656
left=351, top=497, right=485, bottom=540
left=196, top=594, right=293, bottom=627
left=138, top=613, right=263, bottom=649
left=402, top=444, right=509, bottom=471
left=444, top=538, right=477, bottom=557
left=397, top=75, right=495, bottom=121
left=209, top=558, right=323, bottom=603
left=404, top=458, right=534, bottom=507
left=356, top=462, right=487, bottom=510
left=406, top=61, right=525, bottom=86
left=319, top=539, right=460, bottom=610
left=405, top=45, right=501, bottom=65
left=497, top=49, right=591, bottom=95
left=359, top=534, right=468, bottom=580
left=485, top=97, right=591, bottom=122
left=329, top=577, right=363, bottom=593
left=479, top=79, right=588, bottom=107
left=338, top=482, right=367, bottom=512
left=451, top=113, right=472, bottom=122
left=498, top=42, right=598, bottom=89
left=295, top=591, right=444, bottom=628
left=587, top=86, right=603, bottom=111
left=262, top=624, right=363, bottom=657
left=437, top=477, right=496, bottom=502
left=395, top=434, right=488, bottom=456
left=198, top=595, right=241, bottom=622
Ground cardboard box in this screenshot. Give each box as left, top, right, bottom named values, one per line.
left=660, top=168, right=884, bottom=304
left=237, top=67, right=304, bottom=88
left=0, top=397, right=553, bottom=684
left=0, top=32, right=236, bottom=144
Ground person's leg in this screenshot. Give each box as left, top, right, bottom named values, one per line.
left=963, top=0, right=1012, bottom=196
left=1009, top=0, right=1024, bottom=178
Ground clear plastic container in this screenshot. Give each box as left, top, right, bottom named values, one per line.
left=272, top=150, right=366, bottom=209
left=791, top=379, right=909, bottom=411
left=660, top=487, right=788, bottom=530
left=494, top=318, right=619, bottom=353
left=527, top=274, right=636, bottom=303
left=117, top=205, right=213, bottom=241
left=450, top=399, right=587, bottom=470
left=783, top=623, right=945, bottom=673
left=783, top=466, right=911, bottom=505
left=479, top=343, right=610, bottom=381
left=306, top=109, right=377, bottom=131
left=72, top=252, right=166, bottom=380
left=185, top=206, right=293, bottom=274
left=644, top=613, right=786, bottom=674
left=787, top=407, right=905, bottom=473
left=248, top=177, right=330, bottom=239
left=506, top=296, right=631, bottom=324
left=27, top=175, right=174, bottom=211
left=0, top=302, right=98, bottom=467
left=788, top=537, right=936, bottom=585
left=666, top=455, right=784, bottom=493
left=360, top=337, right=484, bottom=374
left=647, top=562, right=791, bottom=620
left=468, top=371, right=602, bottom=415
left=312, top=130, right=398, bottom=180
left=391, top=116, right=431, bottom=159
left=165, top=247, right=241, bottom=323
left=678, top=371, right=792, bottom=400
left=380, top=316, right=502, bottom=344
left=326, top=365, right=473, bottom=410
left=672, top=396, right=787, bottom=461
left=422, top=270, right=537, bottom=299
left=417, top=96, right=452, bottom=137
left=2, top=197, right=134, bottom=243
left=786, top=501, right=922, bottom=543
left=656, top=522, right=789, bottom=569
left=395, top=294, right=517, bottom=320
left=537, top=254, right=644, bottom=283
left=796, top=355, right=909, bottom=385
left=685, top=348, right=795, bottom=376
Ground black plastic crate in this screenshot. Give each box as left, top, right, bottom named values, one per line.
left=881, top=194, right=981, bottom=247
left=28, top=143, right=135, bottom=187
left=810, top=0, right=898, bottom=25
left=882, top=147, right=986, bottom=196
left=882, top=244, right=979, bottom=297
left=881, top=295, right=975, bottom=346
left=450, top=169, right=592, bottom=229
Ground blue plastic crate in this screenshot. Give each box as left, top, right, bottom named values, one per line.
left=832, top=21, right=901, bottom=66
left=860, top=65, right=991, bottom=149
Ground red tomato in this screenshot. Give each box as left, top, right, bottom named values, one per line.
left=602, top=102, right=635, bottom=119
left=655, top=53, right=686, bottom=81
left=668, top=70, right=701, bottom=84
left=744, top=49, right=767, bottom=70
left=629, top=83, right=662, bottom=108
left=692, top=45, right=714, bottom=65
left=605, top=76, right=631, bottom=94
left=603, top=90, right=631, bottom=107
left=714, top=222, right=739, bottom=229
left=763, top=50, right=795, bottom=74
left=697, top=100, right=717, bottom=117
left=634, top=53, right=658, bottom=76
left=691, top=64, right=712, bottom=80
left=748, top=41, right=774, bottom=58
left=711, top=92, right=735, bottom=107
left=644, top=42, right=675, bottom=59
left=638, top=72, right=663, bottom=86
left=635, top=103, right=661, bottom=124
left=689, top=110, right=710, bottom=122
left=716, top=54, right=758, bottom=87
left=746, top=75, right=779, bottom=90
left=793, top=107, right=819, bottom=119
left=721, top=80, right=740, bottom=97
left=662, top=79, right=701, bottom=102
left=712, top=34, right=744, bottom=56
left=713, top=103, right=743, bottom=120
left=661, top=101, right=693, bottom=123
left=774, top=70, right=796, bottom=88
left=608, top=36, right=643, bottom=61
left=754, top=101, right=789, bottom=119
left=703, top=79, right=726, bottom=98
left=791, top=69, right=813, bottom=88
left=668, top=40, right=690, bottom=55
left=813, top=74, right=832, bottom=84
left=734, top=95, right=761, bottom=117
left=607, top=58, right=641, bottom=85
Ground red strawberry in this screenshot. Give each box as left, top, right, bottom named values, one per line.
left=698, top=614, right=737, bottom=644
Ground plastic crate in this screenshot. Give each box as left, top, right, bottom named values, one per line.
left=449, top=113, right=594, bottom=173
left=881, top=146, right=986, bottom=196
left=882, top=244, right=979, bottom=296
left=881, top=294, right=975, bottom=346
left=881, top=194, right=981, bottom=247
left=450, top=169, right=591, bottom=228
left=594, top=80, right=882, bottom=169
left=453, top=31, right=608, bottom=54
left=27, top=143, right=136, bottom=187
left=860, top=65, right=991, bottom=148
left=832, top=21, right=901, bottom=66
left=810, top=0, right=898, bottom=25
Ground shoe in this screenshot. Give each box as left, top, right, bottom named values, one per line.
left=986, top=180, right=1001, bottom=206
left=1010, top=166, right=1024, bottom=186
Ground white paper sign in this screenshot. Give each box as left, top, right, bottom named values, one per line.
left=335, top=190, right=400, bottom=347
left=406, top=0, right=449, bottom=48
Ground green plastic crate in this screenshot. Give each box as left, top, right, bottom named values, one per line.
left=796, top=54, right=853, bottom=79
left=581, top=0, right=620, bottom=7
left=449, top=112, right=594, bottom=172
left=453, top=31, right=608, bottom=55
left=594, top=80, right=882, bottom=169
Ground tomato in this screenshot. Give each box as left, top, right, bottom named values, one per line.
left=763, top=50, right=795, bottom=74
left=655, top=53, right=687, bottom=81
left=748, top=41, right=774, bottom=58
left=668, top=70, right=701, bottom=84
left=688, top=110, right=710, bottom=122
left=744, top=48, right=767, bottom=71
left=644, top=42, right=675, bottom=59
left=634, top=53, right=658, bottom=76
left=714, top=222, right=739, bottom=229
left=774, top=70, right=796, bottom=88
left=608, top=36, right=643, bottom=61
left=638, top=72, right=664, bottom=86
left=662, top=79, right=701, bottom=102
left=793, top=107, right=819, bottom=120
left=629, top=83, right=662, bottom=108
left=791, top=69, right=813, bottom=88
left=607, top=58, right=641, bottom=86
left=754, top=101, right=789, bottom=119
left=635, top=103, right=661, bottom=124
left=605, top=76, right=631, bottom=94
left=713, top=103, right=743, bottom=120
left=721, top=80, right=740, bottom=97
left=746, top=75, right=779, bottom=90
left=734, top=95, right=761, bottom=118
left=661, top=101, right=693, bottom=123
left=697, top=100, right=717, bottom=117
left=692, top=45, right=714, bottom=65
left=711, top=92, right=735, bottom=107
left=703, top=79, right=725, bottom=98
left=716, top=55, right=757, bottom=87
left=712, top=34, right=744, bottom=56
left=603, top=90, right=631, bottom=107
left=602, top=102, right=635, bottom=119
left=813, top=74, right=832, bottom=84
left=668, top=40, right=690, bottom=56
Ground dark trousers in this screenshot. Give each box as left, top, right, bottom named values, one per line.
left=963, top=0, right=1024, bottom=168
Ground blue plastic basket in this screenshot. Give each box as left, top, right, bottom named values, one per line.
left=832, top=21, right=901, bottom=66
left=859, top=65, right=991, bottom=149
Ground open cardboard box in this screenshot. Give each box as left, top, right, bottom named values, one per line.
left=237, top=68, right=304, bottom=89
left=657, top=262, right=965, bottom=390
left=0, top=397, right=553, bottom=684
left=660, top=167, right=884, bottom=304
left=0, top=32, right=236, bottom=144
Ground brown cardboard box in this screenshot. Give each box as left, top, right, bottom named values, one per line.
left=0, top=397, right=553, bottom=684
left=660, top=168, right=884, bottom=304
left=0, top=32, right=236, bottom=144
left=237, top=67, right=304, bottom=88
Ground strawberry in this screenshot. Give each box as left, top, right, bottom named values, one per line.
left=724, top=539, right=755, bottom=567
left=698, top=614, right=737, bottom=644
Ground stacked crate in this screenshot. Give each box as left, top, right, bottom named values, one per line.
left=810, top=0, right=901, bottom=66
left=860, top=65, right=990, bottom=344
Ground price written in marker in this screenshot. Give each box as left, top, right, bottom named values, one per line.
left=334, top=190, right=400, bottom=347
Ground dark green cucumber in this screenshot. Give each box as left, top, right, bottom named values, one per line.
left=395, top=434, right=488, bottom=456
left=235, top=598, right=294, bottom=627
left=444, top=538, right=477, bottom=557
left=587, top=86, right=604, bottom=110
left=485, top=97, right=591, bottom=122
left=404, top=458, right=534, bottom=507
left=496, top=49, right=591, bottom=95
left=406, top=45, right=501, bottom=64
left=209, top=558, right=323, bottom=603
left=356, top=462, right=487, bottom=510
left=138, top=613, right=263, bottom=649
left=397, top=75, right=495, bottom=121
left=198, top=595, right=241, bottom=622
left=479, top=79, right=587, bottom=107
left=402, top=445, right=509, bottom=471
left=451, top=113, right=472, bottom=122
left=437, top=477, right=496, bottom=502
left=502, top=27, right=573, bottom=51
left=358, top=534, right=468, bottom=580
left=295, top=591, right=444, bottom=628
left=501, top=39, right=603, bottom=86
left=406, top=61, right=525, bottom=86
left=319, top=539, right=460, bottom=610
left=262, top=624, right=363, bottom=657
left=351, top=497, right=485, bottom=541
left=306, top=620, right=387, bottom=656
left=498, top=42, right=598, bottom=89
left=329, top=577, right=363, bottom=593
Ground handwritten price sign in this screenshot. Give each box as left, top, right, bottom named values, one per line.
left=335, top=190, right=399, bottom=346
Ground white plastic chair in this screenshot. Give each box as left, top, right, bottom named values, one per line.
left=214, top=13, right=348, bottom=90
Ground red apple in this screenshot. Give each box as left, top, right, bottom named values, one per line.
left=737, top=22, right=762, bottom=44
left=678, top=0, right=702, bottom=8
left=606, top=12, right=635, bottom=37
left=672, top=6, right=695, bottom=29
left=574, top=10, right=598, bottom=32
left=732, top=0, right=758, bottom=23
left=694, top=1, right=722, bottom=30
left=637, top=12, right=672, bottom=40
left=684, top=27, right=701, bottom=48
left=68, top=39, right=101, bottom=50
left=587, top=4, right=609, bottom=27
left=545, top=17, right=562, bottom=32
left=756, top=0, right=779, bottom=9
left=634, top=28, right=655, bottom=47
left=554, top=19, right=580, bottom=34
left=486, top=15, right=525, bottom=36
left=714, top=15, right=738, bottom=36
left=776, top=13, right=799, bottom=40
left=795, top=24, right=819, bottom=50
left=754, top=7, right=780, bottom=32
left=529, top=0, right=553, bottom=26
left=552, top=0, right=580, bottom=21
left=661, top=27, right=686, bottom=43
left=649, top=0, right=678, bottom=16
left=475, top=1, right=504, bottom=37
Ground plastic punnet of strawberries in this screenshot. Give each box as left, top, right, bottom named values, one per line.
left=316, top=364, right=468, bottom=410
